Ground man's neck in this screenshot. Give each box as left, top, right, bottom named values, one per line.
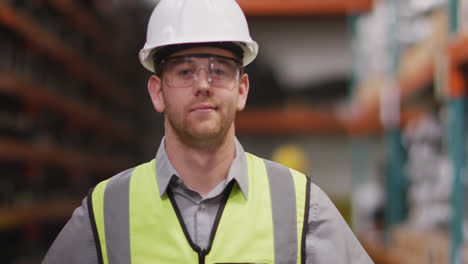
left=164, top=129, right=236, bottom=197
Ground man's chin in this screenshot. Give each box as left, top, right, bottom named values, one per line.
left=188, top=128, right=221, bottom=140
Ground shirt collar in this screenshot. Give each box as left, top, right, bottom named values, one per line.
left=154, top=137, right=249, bottom=199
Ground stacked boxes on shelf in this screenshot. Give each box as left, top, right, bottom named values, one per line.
left=390, top=225, right=468, bottom=264
left=352, top=0, right=468, bottom=262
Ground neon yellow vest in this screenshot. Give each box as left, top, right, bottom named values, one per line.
left=90, top=153, right=309, bottom=264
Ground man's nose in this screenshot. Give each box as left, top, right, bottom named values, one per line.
left=193, top=67, right=213, bottom=93
left=194, top=67, right=212, bottom=83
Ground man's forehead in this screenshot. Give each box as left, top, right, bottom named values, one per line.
left=170, top=46, right=237, bottom=59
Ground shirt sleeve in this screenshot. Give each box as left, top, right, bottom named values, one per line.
left=305, top=183, right=374, bottom=264
left=42, top=197, right=98, bottom=264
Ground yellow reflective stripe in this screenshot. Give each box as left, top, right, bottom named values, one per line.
left=206, top=152, right=274, bottom=264
left=92, top=179, right=110, bottom=264
left=129, top=160, right=198, bottom=263
left=290, top=168, right=308, bottom=264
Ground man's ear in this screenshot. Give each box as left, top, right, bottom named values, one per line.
left=236, top=73, right=249, bottom=111
left=148, top=75, right=165, bottom=113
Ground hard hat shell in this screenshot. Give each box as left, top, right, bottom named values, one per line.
left=139, top=0, right=258, bottom=72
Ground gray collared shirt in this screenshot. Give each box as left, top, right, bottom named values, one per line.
left=43, top=138, right=373, bottom=263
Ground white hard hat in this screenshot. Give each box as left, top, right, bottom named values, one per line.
left=139, top=0, right=258, bottom=73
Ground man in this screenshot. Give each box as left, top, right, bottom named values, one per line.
left=43, top=0, right=373, bottom=263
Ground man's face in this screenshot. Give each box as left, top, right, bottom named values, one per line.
left=148, top=46, right=249, bottom=146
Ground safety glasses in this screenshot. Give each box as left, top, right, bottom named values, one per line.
left=160, top=54, right=242, bottom=89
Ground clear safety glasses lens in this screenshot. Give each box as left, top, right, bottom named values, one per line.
left=162, top=54, right=241, bottom=89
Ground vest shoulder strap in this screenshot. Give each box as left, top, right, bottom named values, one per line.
left=87, top=167, right=135, bottom=264
left=247, top=153, right=311, bottom=264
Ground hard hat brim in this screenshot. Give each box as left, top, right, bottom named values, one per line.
left=139, top=40, right=258, bottom=73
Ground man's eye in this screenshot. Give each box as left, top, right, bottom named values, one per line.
left=213, top=69, right=225, bottom=75
left=177, top=69, right=193, bottom=77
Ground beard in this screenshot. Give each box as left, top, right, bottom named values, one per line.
left=163, top=93, right=237, bottom=150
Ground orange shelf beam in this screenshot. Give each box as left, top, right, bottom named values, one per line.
left=0, top=71, right=134, bottom=143
left=345, top=105, right=382, bottom=135
left=0, top=3, right=132, bottom=108
left=0, top=138, right=133, bottom=172
left=237, top=0, right=374, bottom=16
left=345, top=104, right=429, bottom=136
left=236, top=106, right=426, bottom=135
left=450, top=33, right=468, bottom=67
left=0, top=200, right=80, bottom=230
left=236, top=107, right=344, bottom=134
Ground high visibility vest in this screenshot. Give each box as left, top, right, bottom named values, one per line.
left=88, top=152, right=310, bottom=264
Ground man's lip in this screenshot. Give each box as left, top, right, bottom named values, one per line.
left=190, top=104, right=217, bottom=111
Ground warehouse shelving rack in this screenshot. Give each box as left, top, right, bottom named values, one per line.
left=0, top=71, right=133, bottom=142
left=0, top=2, right=133, bottom=108
left=235, top=28, right=468, bottom=138
left=0, top=1, right=141, bottom=261
left=47, top=0, right=132, bottom=76
left=234, top=2, right=468, bottom=263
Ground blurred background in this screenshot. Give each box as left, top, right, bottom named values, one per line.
left=0, top=0, right=467, bottom=263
